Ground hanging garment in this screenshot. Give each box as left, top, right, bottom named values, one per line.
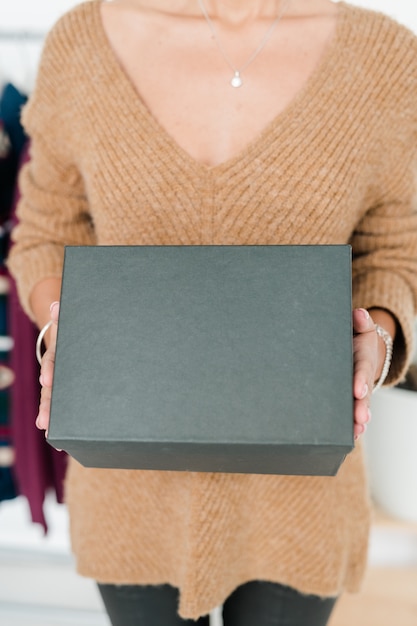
left=8, top=142, right=67, bottom=531
left=0, top=98, right=18, bottom=503
left=0, top=84, right=67, bottom=529
left=0, top=119, right=15, bottom=225
left=0, top=83, right=28, bottom=156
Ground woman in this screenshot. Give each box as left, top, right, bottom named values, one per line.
left=7, top=1, right=417, bottom=625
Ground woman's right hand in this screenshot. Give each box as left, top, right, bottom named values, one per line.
left=36, top=301, right=59, bottom=435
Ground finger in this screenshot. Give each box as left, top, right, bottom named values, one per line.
left=353, top=356, right=373, bottom=400
left=354, top=394, right=372, bottom=426
left=352, top=309, right=377, bottom=438
left=352, top=312, right=378, bottom=401
left=39, top=347, right=56, bottom=388
left=354, top=420, right=368, bottom=440
left=352, top=307, right=375, bottom=334
left=36, top=384, right=51, bottom=431
left=36, top=302, right=60, bottom=434
left=353, top=354, right=373, bottom=428
left=50, top=301, right=60, bottom=323
left=353, top=335, right=376, bottom=395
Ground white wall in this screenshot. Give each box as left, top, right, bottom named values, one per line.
left=349, top=0, right=417, bottom=29
left=0, top=0, right=416, bottom=91
left=0, top=0, right=80, bottom=90
left=0, top=0, right=77, bottom=30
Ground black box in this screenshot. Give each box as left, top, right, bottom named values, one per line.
left=48, top=245, right=353, bottom=475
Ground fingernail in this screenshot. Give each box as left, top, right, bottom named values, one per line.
left=367, top=408, right=372, bottom=423
left=360, top=384, right=369, bottom=399
left=354, top=434, right=360, bottom=441
left=359, top=308, right=370, bottom=320
left=50, top=301, right=59, bottom=312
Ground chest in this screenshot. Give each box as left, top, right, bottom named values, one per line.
left=83, top=104, right=372, bottom=248
left=100, top=4, right=339, bottom=167
left=77, top=5, right=378, bottom=245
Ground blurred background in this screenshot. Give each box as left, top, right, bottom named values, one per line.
left=0, top=1, right=416, bottom=625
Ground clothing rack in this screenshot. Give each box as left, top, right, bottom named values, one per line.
left=0, top=30, right=45, bottom=42
left=0, top=30, right=46, bottom=94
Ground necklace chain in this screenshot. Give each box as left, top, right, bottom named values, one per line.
left=198, top=0, right=291, bottom=88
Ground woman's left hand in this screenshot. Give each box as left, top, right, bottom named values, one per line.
left=352, top=307, right=388, bottom=440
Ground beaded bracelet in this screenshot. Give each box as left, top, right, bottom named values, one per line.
left=372, top=324, right=393, bottom=393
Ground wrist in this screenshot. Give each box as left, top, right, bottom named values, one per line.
left=373, top=324, right=393, bottom=392
left=368, top=307, right=397, bottom=341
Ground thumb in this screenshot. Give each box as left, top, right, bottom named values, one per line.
left=353, top=308, right=374, bottom=334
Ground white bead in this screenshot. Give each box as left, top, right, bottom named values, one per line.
left=231, top=72, right=243, bottom=88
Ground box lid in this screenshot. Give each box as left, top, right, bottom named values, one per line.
left=48, top=245, right=353, bottom=475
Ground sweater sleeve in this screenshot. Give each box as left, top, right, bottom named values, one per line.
left=350, top=111, right=417, bottom=385
left=351, top=197, right=417, bottom=386
left=7, top=10, right=96, bottom=320
left=349, top=17, right=417, bottom=386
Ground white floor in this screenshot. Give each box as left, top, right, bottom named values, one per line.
left=0, top=494, right=108, bottom=625
left=1, top=493, right=416, bottom=626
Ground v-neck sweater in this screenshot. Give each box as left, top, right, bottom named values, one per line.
left=8, top=1, right=417, bottom=619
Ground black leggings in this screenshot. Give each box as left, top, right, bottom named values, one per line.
left=98, top=581, right=337, bottom=626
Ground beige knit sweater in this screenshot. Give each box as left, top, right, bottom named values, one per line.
left=8, top=1, right=417, bottom=619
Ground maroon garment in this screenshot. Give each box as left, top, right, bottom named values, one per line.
left=8, top=143, right=67, bottom=532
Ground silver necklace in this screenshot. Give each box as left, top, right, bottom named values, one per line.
left=198, top=0, right=291, bottom=88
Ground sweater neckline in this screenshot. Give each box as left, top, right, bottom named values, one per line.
left=90, top=0, right=351, bottom=174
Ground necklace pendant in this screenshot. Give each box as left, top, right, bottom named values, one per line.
left=230, top=71, right=243, bottom=88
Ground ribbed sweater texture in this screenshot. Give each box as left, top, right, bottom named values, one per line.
left=7, top=1, right=417, bottom=619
